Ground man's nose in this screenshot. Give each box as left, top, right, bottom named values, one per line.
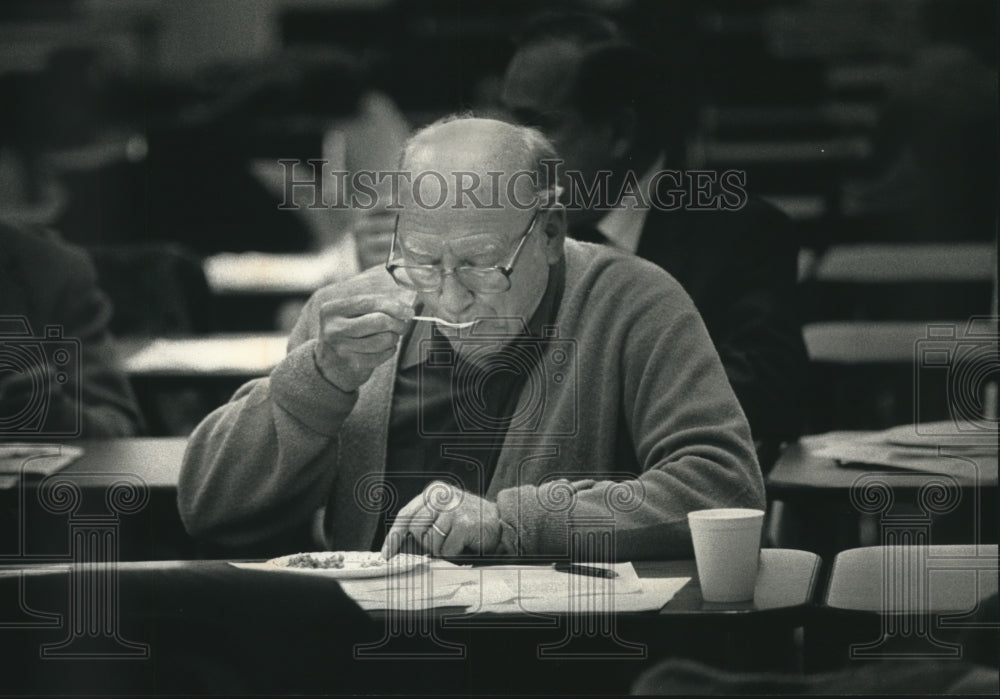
left=437, top=272, right=474, bottom=318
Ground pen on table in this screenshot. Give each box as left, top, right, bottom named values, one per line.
left=553, top=562, right=618, bottom=579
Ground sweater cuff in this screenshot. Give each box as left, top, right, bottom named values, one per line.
left=496, top=481, right=574, bottom=557
left=270, top=340, right=357, bottom=436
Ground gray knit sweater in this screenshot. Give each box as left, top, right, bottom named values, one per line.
left=178, top=240, right=765, bottom=559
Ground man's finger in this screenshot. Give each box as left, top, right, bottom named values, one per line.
left=336, top=331, right=401, bottom=354
left=320, top=295, right=414, bottom=324
left=439, top=525, right=468, bottom=558
left=427, top=513, right=453, bottom=557
left=321, top=310, right=411, bottom=339
left=381, top=529, right=405, bottom=558
left=382, top=496, right=432, bottom=557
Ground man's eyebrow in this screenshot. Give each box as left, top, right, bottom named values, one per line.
left=400, top=231, right=506, bottom=257
left=399, top=234, right=440, bottom=257
left=449, top=234, right=505, bottom=258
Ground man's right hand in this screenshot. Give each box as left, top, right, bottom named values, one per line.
left=314, top=294, right=414, bottom=392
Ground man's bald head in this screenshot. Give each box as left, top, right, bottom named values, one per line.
left=399, top=116, right=558, bottom=211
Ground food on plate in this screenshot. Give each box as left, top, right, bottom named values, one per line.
left=277, top=551, right=388, bottom=570
left=284, top=552, right=345, bottom=569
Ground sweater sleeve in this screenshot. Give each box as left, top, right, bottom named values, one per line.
left=496, top=266, right=765, bottom=560
left=177, top=292, right=358, bottom=546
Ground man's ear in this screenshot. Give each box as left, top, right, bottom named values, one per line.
left=609, top=106, right=637, bottom=161
left=540, top=203, right=567, bottom=265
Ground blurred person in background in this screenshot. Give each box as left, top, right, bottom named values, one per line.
left=0, top=71, right=67, bottom=228
left=843, top=0, right=998, bottom=242
left=499, top=11, right=808, bottom=464
left=0, top=222, right=143, bottom=438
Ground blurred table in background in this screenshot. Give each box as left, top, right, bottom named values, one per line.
left=0, top=437, right=194, bottom=562
left=203, top=241, right=359, bottom=331
left=767, top=438, right=998, bottom=564
left=808, top=544, right=998, bottom=671
left=120, top=334, right=287, bottom=379
left=803, top=244, right=994, bottom=322
left=118, top=334, right=287, bottom=435
left=801, top=319, right=997, bottom=432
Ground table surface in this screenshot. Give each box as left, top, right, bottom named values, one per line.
left=22, top=438, right=821, bottom=618
left=825, top=545, right=998, bottom=613
left=118, top=334, right=287, bottom=378
left=202, top=242, right=359, bottom=296
left=814, top=243, right=995, bottom=283
left=803, top=320, right=986, bottom=364
left=0, top=548, right=820, bottom=618
left=767, top=441, right=998, bottom=495
left=50, top=437, right=189, bottom=489
left=18, top=440, right=823, bottom=614
left=634, top=549, right=820, bottom=617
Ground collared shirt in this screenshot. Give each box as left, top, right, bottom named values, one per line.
left=596, top=153, right=666, bottom=254
left=373, top=258, right=566, bottom=548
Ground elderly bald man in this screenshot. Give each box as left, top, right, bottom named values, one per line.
left=178, top=117, right=764, bottom=561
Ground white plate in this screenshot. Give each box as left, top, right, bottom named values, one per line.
left=266, top=551, right=427, bottom=579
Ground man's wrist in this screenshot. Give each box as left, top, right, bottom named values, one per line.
left=312, top=344, right=356, bottom=393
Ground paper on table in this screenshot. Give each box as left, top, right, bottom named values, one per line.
left=472, top=563, right=688, bottom=615
left=0, top=444, right=84, bottom=490
left=227, top=560, right=682, bottom=613
left=228, top=558, right=513, bottom=611
left=123, top=335, right=288, bottom=375
left=803, top=428, right=998, bottom=480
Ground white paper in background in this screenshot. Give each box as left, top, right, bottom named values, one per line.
left=0, top=444, right=84, bottom=490
left=123, top=335, right=288, bottom=374
left=802, top=423, right=998, bottom=480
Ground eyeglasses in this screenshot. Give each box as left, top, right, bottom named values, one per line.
left=385, top=209, right=539, bottom=294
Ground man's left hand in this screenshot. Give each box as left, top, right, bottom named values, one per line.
left=381, top=481, right=502, bottom=559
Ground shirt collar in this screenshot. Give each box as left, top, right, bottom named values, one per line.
left=399, top=256, right=566, bottom=370
left=596, top=153, right=665, bottom=254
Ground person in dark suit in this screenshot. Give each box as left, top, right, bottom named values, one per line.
left=0, top=222, right=143, bottom=438
left=500, top=12, right=808, bottom=457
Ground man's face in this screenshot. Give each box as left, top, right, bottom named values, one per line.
left=502, top=39, right=618, bottom=218
left=396, top=202, right=553, bottom=339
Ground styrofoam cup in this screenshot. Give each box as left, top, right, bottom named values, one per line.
left=687, top=508, right=765, bottom=602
